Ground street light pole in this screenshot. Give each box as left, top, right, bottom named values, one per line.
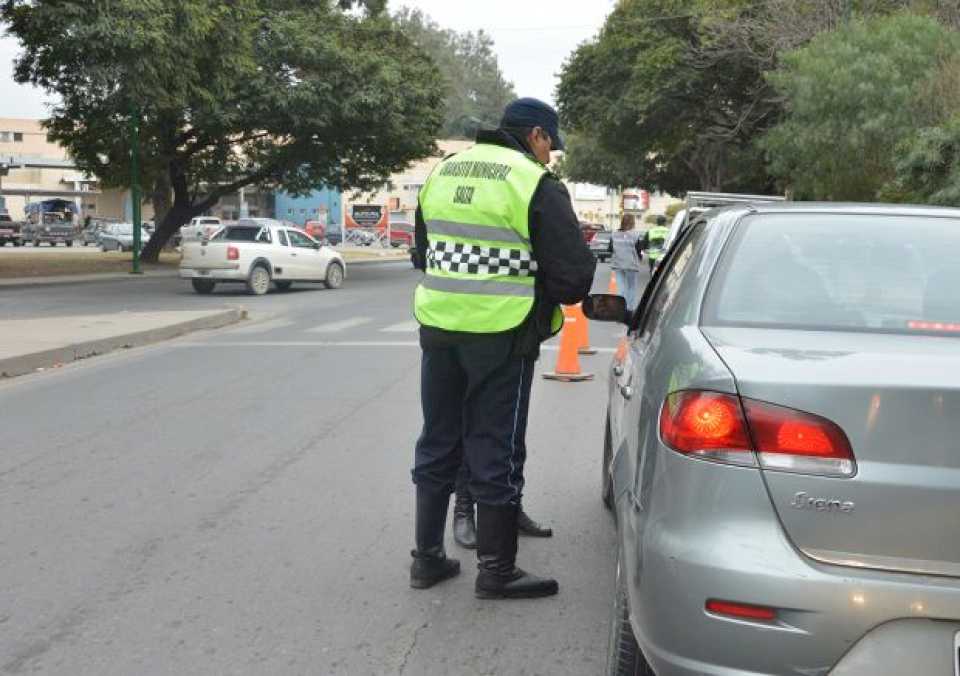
left=129, top=102, right=142, bottom=274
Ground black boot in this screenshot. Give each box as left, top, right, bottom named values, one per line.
left=452, top=489, right=477, bottom=549
left=475, top=503, right=558, bottom=600
left=517, top=506, right=553, bottom=538
left=410, top=487, right=460, bottom=589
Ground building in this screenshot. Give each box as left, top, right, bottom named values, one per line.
left=0, top=118, right=145, bottom=222
left=274, top=187, right=342, bottom=227
left=342, top=139, right=472, bottom=226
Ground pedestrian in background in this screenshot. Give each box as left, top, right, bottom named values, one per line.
left=610, top=214, right=643, bottom=310
left=409, top=97, right=595, bottom=599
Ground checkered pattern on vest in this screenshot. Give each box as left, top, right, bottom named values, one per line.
left=427, top=240, right=538, bottom=277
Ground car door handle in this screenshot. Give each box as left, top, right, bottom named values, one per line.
left=620, top=385, right=634, bottom=400
left=291, top=253, right=297, bottom=257
left=613, top=364, right=624, bottom=377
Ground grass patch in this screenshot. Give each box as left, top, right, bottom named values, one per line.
left=0, top=250, right=180, bottom=278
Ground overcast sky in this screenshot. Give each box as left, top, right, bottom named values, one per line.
left=0, top=1, right=613, bottom=119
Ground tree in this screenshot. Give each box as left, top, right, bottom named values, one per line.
left=556, top=0, right=777, bottom=195
left=394, top=9, right=516, bottom=138
left=760, top=13, right=960, bottom=200
left=3, top=0, right=445, bottom=261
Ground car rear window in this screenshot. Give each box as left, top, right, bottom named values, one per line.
left=214, top=226, right=268, bottom=242
left=703, top=213, right=960, bottom=336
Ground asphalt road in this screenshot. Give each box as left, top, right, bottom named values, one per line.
left=0, top=261, right=634, bottom=675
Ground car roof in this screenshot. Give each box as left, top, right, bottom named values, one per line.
left=708, top=201, right=960, bottom=220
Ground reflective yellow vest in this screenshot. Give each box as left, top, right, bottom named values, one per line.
left=646, top=225, right=670, bottom=262
left=415, top=143, right=552, bottom=333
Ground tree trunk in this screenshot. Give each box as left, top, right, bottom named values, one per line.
left=148, top=173, right=171, bottom=240
left=139, top=204, right=194, bottom=263
left=139, top=163, right=198, bottom=263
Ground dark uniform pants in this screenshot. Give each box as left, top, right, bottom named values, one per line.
left=413, top=334, right=534, bottom=506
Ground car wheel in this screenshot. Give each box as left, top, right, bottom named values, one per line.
left=66, top=240, right=74, bottom=247
left=246, top=264, right=271, bottom=296
left=605, top=556, right=654, bottom=676
left=324, top=262, right=344, bottom=290
left=191, top=279, right=216, bottom=294
left=275, top=280, right=293, bottom=291
left=602, top=414, right=614, bottom=511
left=101, top=242, right=108, bottom=252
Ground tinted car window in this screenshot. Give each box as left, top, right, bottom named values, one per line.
left=213, top=226, right=265, bottom=242
left=287, top=230, right=316, bottom=248
left=703, top=213, right=960, bottom=335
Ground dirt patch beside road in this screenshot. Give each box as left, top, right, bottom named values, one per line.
left=0, top=251, right=179, bottom=278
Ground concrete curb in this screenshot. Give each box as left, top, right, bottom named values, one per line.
left=0, top=309, right=244, bottom=379
left=0, top=269, right=180, bottom=289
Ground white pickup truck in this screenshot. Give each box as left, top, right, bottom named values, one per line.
left=179, top=216, right=223, bottom=242
left=179, top=218, right=346, bottom=295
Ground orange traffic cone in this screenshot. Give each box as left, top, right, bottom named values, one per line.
left=607, top=271, right=618, bottom=294
left=572, top=302, right=597, bottom=355
left=543, top=305, right=595, bottom=382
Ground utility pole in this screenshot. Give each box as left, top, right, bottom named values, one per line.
left=129, top=102, right=142, bottom=274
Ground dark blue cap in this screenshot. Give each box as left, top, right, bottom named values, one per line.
left=500, top=97, right=565, bottom=151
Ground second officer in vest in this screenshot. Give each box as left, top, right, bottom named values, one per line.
left=409, top=98, right=596, bottom=599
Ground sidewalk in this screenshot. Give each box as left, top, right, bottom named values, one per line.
left=0, top=309, right=243, bottom=379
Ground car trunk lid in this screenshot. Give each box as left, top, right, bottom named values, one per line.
left=704, top=326, right=960, bottom=578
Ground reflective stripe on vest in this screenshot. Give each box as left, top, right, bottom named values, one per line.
left=415, top=143, right=547, bottom=333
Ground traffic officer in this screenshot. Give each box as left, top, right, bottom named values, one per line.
left=451, top=460, right=552, bottom=551
left=409, top=98, right=596, bottom=599
left=643, top=215, right=670, bottom=273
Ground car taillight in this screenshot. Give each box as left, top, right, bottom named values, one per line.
left=659, top=391, right=755, bottom=466
left=660, top=390, right=856, bottom=477
left=705, top=599, right=777, bottom=622
left=742, top=399, right=856, bottom=477
left=227, top=245, right=239, bottom=261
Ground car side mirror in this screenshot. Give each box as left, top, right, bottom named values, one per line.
left=583, top=294, right=630, bottom=325
left=313, top=242, right=322, bottom=250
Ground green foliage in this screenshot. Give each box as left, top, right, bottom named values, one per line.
left=2, top=0, right=445, bottom=259
left=760, top=13, right=960, bottom=201
left=394, top=9, right=515, bottom=138
left=557, top=0, right=777, bottom=194
left=885, top=117, right=960, bottom=205
left=664, top=201, right=685, bottom=220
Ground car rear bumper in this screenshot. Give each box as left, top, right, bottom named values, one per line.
left=180, top=266, right=243, bottom=281
left=625, top=450, right=960, bottom=676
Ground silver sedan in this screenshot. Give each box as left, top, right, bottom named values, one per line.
left=586, top=203, right=960, bottom=676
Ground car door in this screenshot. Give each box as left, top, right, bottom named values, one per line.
left=286, top=229, right=323, bottom=280
left=612, top=224, right=708, bottom=578
left=273, top=228, right=298, bottom=279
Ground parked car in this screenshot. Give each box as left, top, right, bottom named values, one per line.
left=99, top=222, right=152, bottom=252
left=386, top=221, right=414, bottom=248
left=0, top=214, right=23, bottom=247
left=180, top=218, right=346, bottom=295
left=589, top=230, right=612, bottom=261
left=179, top=216, right=223, bottom=242
left=586, top=202, right=960, bottom=676
left=80, top=221, right=109, bottom=246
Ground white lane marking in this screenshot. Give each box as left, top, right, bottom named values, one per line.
left=228, top=318, right=295, bottom=335
left=176, top=341, right=616, bottom=353
left=380, top=321, right=419, bottom=333
left=306, top=317, right=373, bottom=333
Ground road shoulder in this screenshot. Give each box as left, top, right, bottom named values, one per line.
left=0, top=309, right=244, bottom=379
